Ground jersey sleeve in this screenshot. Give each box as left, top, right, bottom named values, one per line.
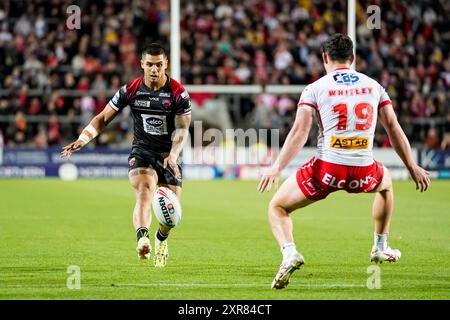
left=175, top=89, right=192, bottom=115
left=378, top=85, right=392, bottom=109
left=297, top=84, right=317, bottom=109
left=109, top=85, right=129, bottom=112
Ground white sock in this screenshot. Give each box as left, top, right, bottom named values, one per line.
left=374, top=233, right=388, bottom=251
left=281, top=242, right=297, bottom=261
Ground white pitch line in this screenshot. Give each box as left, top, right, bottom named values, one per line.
left=0, top=283, right=366, bottom=289
left=0, top=283, right=366, bottom=288
left=115, top=283, right=366, bottom=288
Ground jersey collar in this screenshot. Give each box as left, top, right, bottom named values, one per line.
left=333, top=67, right=351, bottom=71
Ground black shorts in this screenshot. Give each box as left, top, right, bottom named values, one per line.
left=128, top=147, right=182, bottom=187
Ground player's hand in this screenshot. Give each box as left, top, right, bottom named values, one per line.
left=163, top=153, right=181, bottom=179
left=60, top=140, right=85, bottom=160
left=258, top=166, right=280, bottom=193
left=408, top=164, right=431, bottom=192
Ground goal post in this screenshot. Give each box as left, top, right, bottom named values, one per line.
left=170, top=0, right=181, bottom=81
left=348, top=0, right=356, bottom=69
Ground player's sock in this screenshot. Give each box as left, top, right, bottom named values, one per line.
left=374, top=233, right=388, bottom=251
left=136, top=227, right=149, bottom=242
left=156, top=229, right=168, bottom=243
left=281, top=242, right=297, bottom=262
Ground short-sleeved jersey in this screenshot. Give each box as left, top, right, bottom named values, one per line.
left=109, top=75, right=191, bottom=153
left=298, top=67, right=391, bottom=166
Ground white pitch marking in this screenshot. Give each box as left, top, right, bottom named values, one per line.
left=114, top=283, right=366, bottom=288
left=0, top=283, right=366, bottom=288
left=0, top=283, right=367, bottom=288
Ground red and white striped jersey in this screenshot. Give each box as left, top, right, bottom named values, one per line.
left=298, top=67, right=391, bottom=166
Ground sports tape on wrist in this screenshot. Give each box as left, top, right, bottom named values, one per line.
left=85, top=124, right=99, bottom=138
left=78, top=134, right=90, bottom=144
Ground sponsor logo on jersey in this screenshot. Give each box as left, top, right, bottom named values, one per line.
left=134, top=100, right=150, bottom=108
left=111, top=91, right=120, bottom=106
left=322, top=172, right=374, bottom=189
left=136, top=90, right=150, bottom=95
left=159, top=92, right=171, bottom=97
left=162, top=99, right=171, bottom=108
left=136, top=90, right=159, bottom=97
left=181, top=90, right=189, bottom=99
left=333, top=72, right=359, bottom=84
left=128, top=157, right=136, bottom=167
left=141, top=114, right=168, bottom=135
left=330, top=136, right=369, bottom=149
left=302, top=178, right=320, bottom=196
left=145, top=117, right=163, bottom=127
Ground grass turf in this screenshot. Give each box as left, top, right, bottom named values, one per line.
left=0, top=179, right=449, bottom=299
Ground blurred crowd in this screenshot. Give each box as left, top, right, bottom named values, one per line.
left=0, top=0, right=448, bottom=150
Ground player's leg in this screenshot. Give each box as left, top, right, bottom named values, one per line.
left=269, top=174, right=315, bottom=248
left=129, top=167, right=158, bottom=260
left=153, top=162, right=183, bottom=267
left=373, top=165, right=394, bottom=235
left=370, top=165, right=401, bottom=263
left=268, top=173, right=316, bottom=289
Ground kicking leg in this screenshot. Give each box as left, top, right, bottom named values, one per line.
left=153, top=184, right=182, bottom=267
left=129, top=167, right=158, bottom=260
left=268, top=173, right=316, bottom=289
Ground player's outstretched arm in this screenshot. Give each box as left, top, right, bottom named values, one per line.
left=163, top=114, right=192, bottom=179
left=258, top=106, right=313, bottom=193
left=379, top=104, right=430, bottom=192
left=61, top=103, right=119, bottom=160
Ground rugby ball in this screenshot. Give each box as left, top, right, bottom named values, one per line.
left=152, top=187, right=182, bottom=228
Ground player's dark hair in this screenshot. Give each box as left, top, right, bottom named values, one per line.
left=141, top=43, right=167, bottom=58
left=322, top=34, right=354, bottom=63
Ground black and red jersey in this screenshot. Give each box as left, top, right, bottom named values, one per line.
left=109, top=75, right=191, bottom=153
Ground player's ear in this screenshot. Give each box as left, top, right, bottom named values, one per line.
left=349, top=54, right=355, bottom=65
left=322, top=52, right=328, bottom=65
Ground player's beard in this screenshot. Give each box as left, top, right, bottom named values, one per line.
left=145, top=74, right=160, bottom=88
left=148, top=74, right=159, bottom=84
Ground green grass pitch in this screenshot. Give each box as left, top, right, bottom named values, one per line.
left=0, top=179, right=449, bottom=300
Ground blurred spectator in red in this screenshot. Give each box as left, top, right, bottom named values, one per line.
left=95, top=91, right=107, bottom=115
left=83, top=55, right=102, bottom=74
left=76, top=76, right=90, bottom=91
left=47, top=114, right=60, bottom=146
left=27, top=98, right=41, bottom=115
left=17, top=85, right=28, bottom=109
left=410, top=92, right=426, bottom=117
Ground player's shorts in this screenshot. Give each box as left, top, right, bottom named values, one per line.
left=128, top=146, right=182, bottom=187
left=296, top=157, right=384, bottom=201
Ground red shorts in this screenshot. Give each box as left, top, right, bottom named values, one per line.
left=296, top=157, right=384, bottom=201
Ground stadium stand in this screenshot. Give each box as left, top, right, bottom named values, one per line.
left=0, top=0, right=448, bottom=149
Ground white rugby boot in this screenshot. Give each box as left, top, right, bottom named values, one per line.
left=154, top=239, right=169, bottom=267
left=271, top=251, right=305, bottom=290
left=370, top=246, right=401, bottom=263
left=137, top=237, right=152, bottom=260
